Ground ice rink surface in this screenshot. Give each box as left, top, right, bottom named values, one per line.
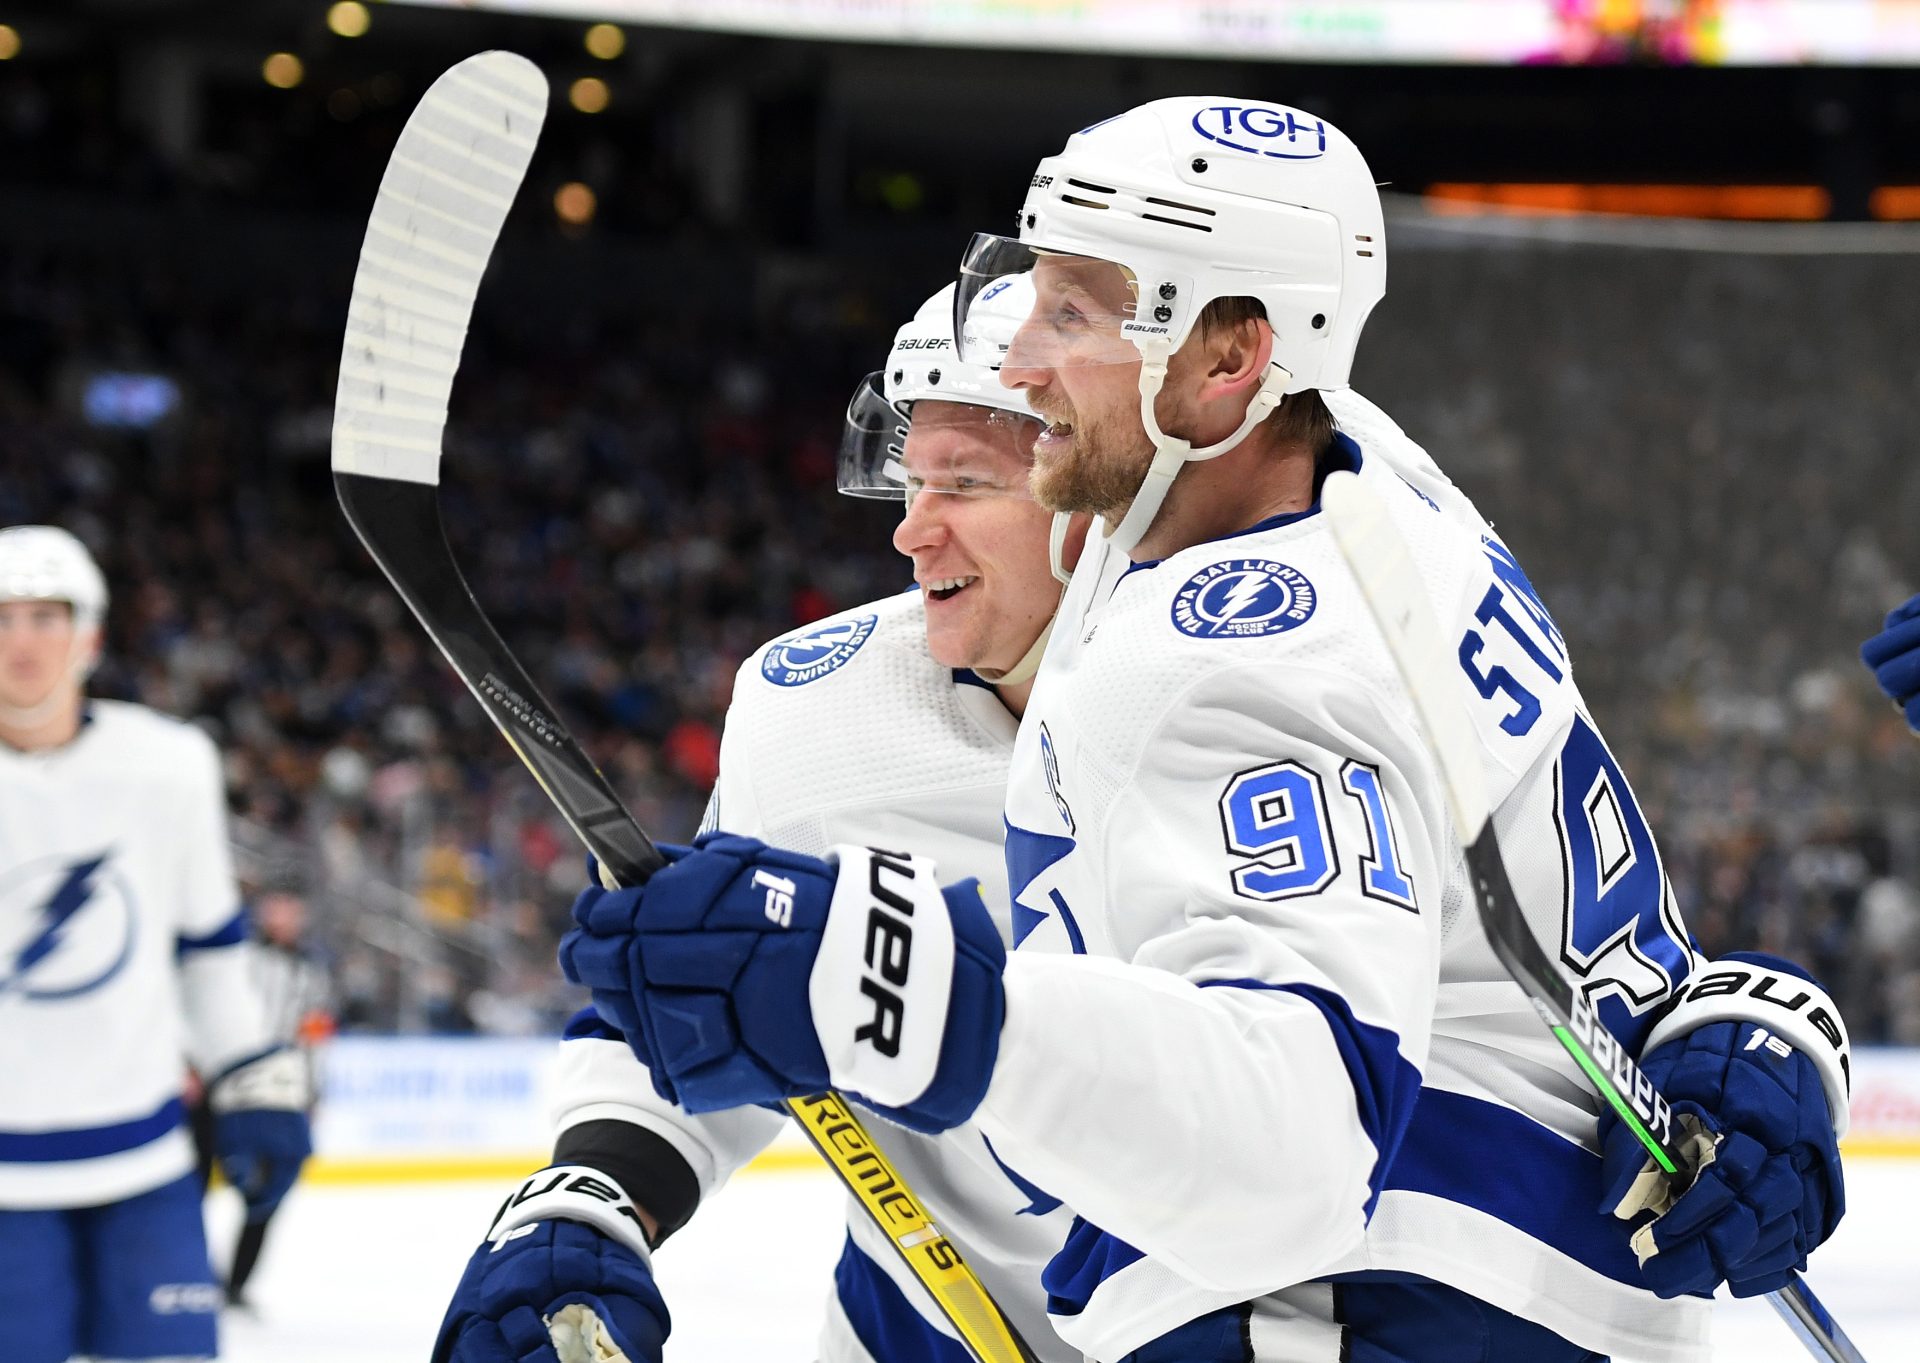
left=213, top=1158, right=1919, bottom=1362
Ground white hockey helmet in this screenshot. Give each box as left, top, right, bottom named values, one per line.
left=839, top=283, right=1074, bottom=684
left=954, top=97, right=1386, bottom=551
left=838, top=280, right=1043, bottom=501
left=0, top=525, right=108, bottom=631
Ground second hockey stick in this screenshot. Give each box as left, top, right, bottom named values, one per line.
left=1321, top=471, right=1864, bottom=1363
left=330, top=51, right=1036, bottom=1363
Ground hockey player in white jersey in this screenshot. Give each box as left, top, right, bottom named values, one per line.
left=558, top=100, right=1852, bottom=1363
left=0, top=525, right=312, bottom=1363
left=434, top=287, right=1091, bottom=1363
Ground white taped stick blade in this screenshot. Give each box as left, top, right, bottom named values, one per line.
left=1320, top=470, right=1492, bottom=837
left=332, top=51, right=548, bottom=486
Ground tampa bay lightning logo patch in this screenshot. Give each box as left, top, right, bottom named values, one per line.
left=1171, top=560, right=1317, bottom=639
left=760, top=614, right=878, bottom=687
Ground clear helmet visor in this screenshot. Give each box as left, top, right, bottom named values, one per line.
left=838, top=372, right=911, bottom=499
left=956, top=233, right=1147, bottom=372
left=837, top=373, right=1041, bottom=509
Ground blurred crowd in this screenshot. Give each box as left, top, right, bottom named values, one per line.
left=3, top=204, right=1917, bottom=1041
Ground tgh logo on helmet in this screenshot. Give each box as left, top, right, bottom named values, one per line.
left=1190, top=104, right=1328, bottom=160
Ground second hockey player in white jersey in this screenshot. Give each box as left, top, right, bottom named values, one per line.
left=558, top=100, right=1852, bottom=1363
left=0, top=525, right=312, bottom=1363
left=434, top=288, right=1091, bottom=1363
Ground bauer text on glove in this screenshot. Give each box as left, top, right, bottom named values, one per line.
left=557, top=833, right=1005, bottom=1133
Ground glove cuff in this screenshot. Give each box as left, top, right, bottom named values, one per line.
left=809, top=846, right=961, bottom=1110
left=210, top=1048, right=310, bottom=1113
left=1644, top=955, right=1852, bottom=1139
left=486, top=1165, right=654, bottom=1268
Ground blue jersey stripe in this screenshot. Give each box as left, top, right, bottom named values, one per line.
left=175, top=908, right=246, bottom=955
left=0, top=1096, right=186, bottom=1163
left=1385, top=1086, right=1643, bottom=1286
left=1197, top=978, right=1420, bottom=1218
left=1042, top=1215, right=1147, bottom=1318
left=834, top=1234, right=973, bottom=1363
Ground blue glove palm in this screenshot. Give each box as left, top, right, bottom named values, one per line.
left=434, top=1218, right=668, bottom=1363
left=1598, top=1016, right=1844, bottom=1298
left=559, top=833, right=1005, bottom=1133
left=1862, top=593, right=1920, bottom=732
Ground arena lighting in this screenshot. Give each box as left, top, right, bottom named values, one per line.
left=584, top=22, right=626, bottom=58
left=328, top=2, right=373, bottom=38
left=1871, top=186, right=1920, bottom=220
left=0, top=25, right=20, bottom=60
left=263, top=52, right=306, bottom=89
left=378, top=0, right=1920, bottom=66
left=554, top=181, right=598, bottom=224
left=1425, top=183, right=1833, bottom=221
left=568, top=76, right=610, bottom=112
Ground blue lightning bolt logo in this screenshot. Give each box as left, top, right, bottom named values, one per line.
left=1217, top=571, right=1270, bottom=622
left=1171, top=559, right=1318, bottom=640
left=0, top=852, right=127, bottom=1000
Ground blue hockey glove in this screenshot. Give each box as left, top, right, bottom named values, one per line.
left=1862, top=593, right=1920, bottom=732
left=209, top=1049, right=313, bottom=1223
left=558, top=833, right=1006, bottom=1133
left=434, top=1166, right=668, bottom=1363
left=1598, top=959, right=1846, bottom=1299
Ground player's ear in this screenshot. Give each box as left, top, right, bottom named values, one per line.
left=1193, top=314, right=1273, bottom=404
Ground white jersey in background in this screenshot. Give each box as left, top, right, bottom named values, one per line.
left=0, top=700, right=274, bottom=1208
left=553, top=589, right=1080, bottom=1363
left=982, top=398, right=1714, bottom=1363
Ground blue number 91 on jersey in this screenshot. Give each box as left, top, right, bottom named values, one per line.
left=1217, top=759, right=1416, bottom=909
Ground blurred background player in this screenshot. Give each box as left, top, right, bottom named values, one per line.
left=434, top=285, right=1092, bottom=1363
left=192, top=881, right=334, bottom=1308
left=0, top=524, right=314, bottom=1363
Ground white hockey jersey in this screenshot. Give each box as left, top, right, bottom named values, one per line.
left=0, top=701, right=273, bottom=1208
left=553, top=590, right=1082, bottom=1363
left=980, top=394, right=1712, bottom=1363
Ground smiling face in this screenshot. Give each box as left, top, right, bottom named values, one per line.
left=0, top=599, right=88, bottom=715
left=999, top=253, right=1161, bottom=519
left=890, top=400, right=1061, bottom=673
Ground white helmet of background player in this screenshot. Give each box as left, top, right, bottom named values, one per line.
left=0, top=525, right=108, bottom=632
left=953, top=97, right=1386, bottom=552
left=838, top=282, right=1073, bottom=684
left=0, top=525, right=109, bottom=723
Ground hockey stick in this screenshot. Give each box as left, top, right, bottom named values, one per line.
left=330, top=52, right=1036, bottom=1363
left=1320, top=472, right=1865, bottom=1363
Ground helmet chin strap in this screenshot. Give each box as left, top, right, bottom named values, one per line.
left=1103, top=341, right=1292, bottom=557
left=975, top=512, right=1076, bottom=686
